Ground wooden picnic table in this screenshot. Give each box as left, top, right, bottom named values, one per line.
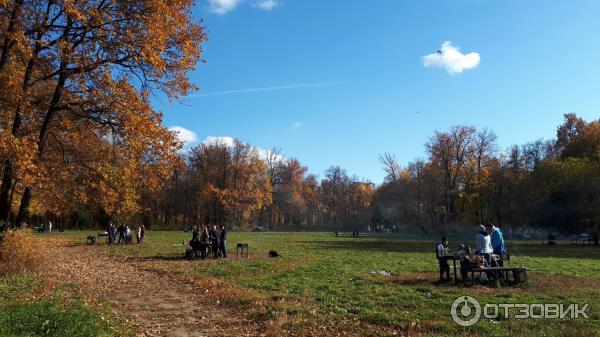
left=447, top=254, right=510, bottom=284
left=447, top=255, right=461, bottom=282
left=467, top=266, right=527, bottom=285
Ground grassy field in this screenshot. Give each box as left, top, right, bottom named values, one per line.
left=0, top=275, right=117, bottom=337
left=3, top=230, right=599, bottom=336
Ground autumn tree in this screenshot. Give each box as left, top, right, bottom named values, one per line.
left=188, top=140, right=271, bottom=227
left=426, top=125, right=476, bottom=223
left=0, top=0, right=206, bottom=226
left=379, top=152, right=401, bottom=182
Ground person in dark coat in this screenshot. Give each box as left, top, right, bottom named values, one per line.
left=199, top=227, right=209, bottom=259
left=218, top=225, right=227, bottom=258
left=189, top=226, right=202, bottom=259
left=117, top=223, right=125, bottom=245
left=108, top=223, right=115, bottom=245
left=209, top=225, right=220, bottom=258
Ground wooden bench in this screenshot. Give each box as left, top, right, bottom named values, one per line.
left=448, top=254, right=510, bottom=284
left=467, top=267, right=527, bottom=285
left=97, top=231, right=109, bottom=244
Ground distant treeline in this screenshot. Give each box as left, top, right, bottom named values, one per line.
left=7, top=114, right=600, bottom=235
left=145, top=112, right=600, bottom=234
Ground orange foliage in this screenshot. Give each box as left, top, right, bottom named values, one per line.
left=0, top=0, right=206, bottom=222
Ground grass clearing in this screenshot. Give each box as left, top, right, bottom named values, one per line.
left=0, top=298, right=113, bottom=337
left=46, top=231, right=600, bottom=336
left=0, top=274, right=123, bottom=337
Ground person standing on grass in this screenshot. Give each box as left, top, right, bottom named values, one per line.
left=485, top=223, right=506, bottom=266
left=436, top=237, right=451, bottom=283
left=117, top=223, right=125, bottom=245
left=209, top=225, right=220, bottom=258
left=125, top=226, right=132, bottom=245
left=219, top=225, right=227, bottom=258
left=475, top=225, right=494, bottom=267
left=108, top=223, right=115, bottom=245
left=48, top=220, right=52, bottom=234
left=199, top=227, right=210, bottom=259
left=136, top=225, right=142, bottom=244
left=140, top=224, right=145, bottom=244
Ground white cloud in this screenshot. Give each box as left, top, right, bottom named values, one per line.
left=169, top=126, right=198, bottom=144
left=202, top=136, right=236, bottom=147
left=254, top=0, right=277, bottom=10
left=421, top=41, right=480, bottom=75
left=208, top=0, right=243, bottom=14
left=201, top=136, right=285, bottom=162
left=292, top=122, right=303, bottom=128
left=258, top=148, right=285, bottom=162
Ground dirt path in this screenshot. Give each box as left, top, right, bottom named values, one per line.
left=42, top=239, right=264, bottom=337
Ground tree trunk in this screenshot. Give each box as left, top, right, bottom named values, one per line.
left=15, top=43, right=69, bottom=224
left=0, top=2, right=53, bottom=221
left=0, top=163, right=15, bottom=221
left=15, top=187, right=31, bottom=227
left=0, top=0, right=24, bottom=70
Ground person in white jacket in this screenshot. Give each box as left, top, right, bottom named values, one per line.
left=475, top=225, right=494, bottom=266
left=125, top=226, right=132, bottom=245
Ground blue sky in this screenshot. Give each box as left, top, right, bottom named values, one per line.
left=156, top=0, right=600, bottom=184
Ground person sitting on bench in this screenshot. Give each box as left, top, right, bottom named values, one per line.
left=436, top=237, right=451, bottom=283
left=457, top=245, right=481, bottom=280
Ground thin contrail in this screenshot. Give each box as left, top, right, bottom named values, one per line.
left=193, top=81, right=341, bottom=97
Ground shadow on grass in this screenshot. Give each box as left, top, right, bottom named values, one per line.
left=125, top=254, right=185, bottom=262
left=312, top=238, right=600, bottom=259
left=313, top=239, right=445, bottom=254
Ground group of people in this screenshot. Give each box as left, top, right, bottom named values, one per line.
left=108, top=223, right=145, bottom=245
left=436, top=223, right=507, bottom=283
left=35, top=220, right=53, bottom=233
left=187, top=225, right=227, bottom=259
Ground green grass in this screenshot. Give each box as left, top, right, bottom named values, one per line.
left=0, top=276, right=39, bottom=303
left=0, top=276, right=118, bottom=337
left=55, top=230, right=600, bottom=336
left=0, top=298, right=113, bottom=337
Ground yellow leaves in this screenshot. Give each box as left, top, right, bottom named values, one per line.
left=62, top=0, right=87, bottom=22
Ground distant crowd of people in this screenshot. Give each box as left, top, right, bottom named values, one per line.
left=436, top=223, right=507, bottom=283
left=107, top=223, right=145, bottom=245
left=186, top=225, right=227, bottom=259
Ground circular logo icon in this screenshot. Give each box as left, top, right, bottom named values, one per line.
left=451, top=296, right=481, bottom=327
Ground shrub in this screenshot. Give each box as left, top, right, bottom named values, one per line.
left=0, top=229, right=43, bottom=276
